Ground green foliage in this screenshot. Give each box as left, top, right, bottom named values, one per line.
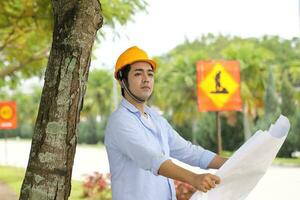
left=77, top=69, right=114, bottom=144
left=280, top=71, right=295, bottom=116
left=196, top=113, right=217, bottom=150
left=83, top=70, right=113, bottom=118
left=0, top=165, right=86, bottom=200
left=0, top=0, right=52, bottom=84
left=278, top=109, right=300, bottom=157
left=101, top=0, right=147, bottom=27
left=78, top=117, right=104, bottom=144
left=221, top=112, right=244, bottom=151
left=264, top=66, right=279, bottom=117
left=0, top=86, right=41, bottom=139
left=2, top=34, right=300, bottom=156
left=0, top=69, right=113, bottom=144
left=0, top=0, right=147, bottom=87
left=154, top=34, right=300, bottom=155
left=193, top=112, right=244, bottom=152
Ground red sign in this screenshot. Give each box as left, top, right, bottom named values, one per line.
left=0, top=101, right=17, bottom=129
left=196, top=61, right=242, bottom=112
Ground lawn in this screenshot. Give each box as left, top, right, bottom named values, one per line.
left=0, top=165, right=85, bottom=200
left=1, top=155, right=299, bottom=199
left=221, top=150, right=300, bottom=165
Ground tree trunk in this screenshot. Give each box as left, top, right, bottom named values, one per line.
left=19, top=1, right=103, bottom=199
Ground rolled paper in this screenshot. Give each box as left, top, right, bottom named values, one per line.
left=190, top=115, right=290, bottom=200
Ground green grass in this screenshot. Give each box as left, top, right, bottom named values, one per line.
left=273, top=157, right=300, bottom=165
left=1, top=155, right=299, bottom=199
left=221, top=150, right=300, bottom=166
left=0, top=165, right=86, bottom=200
left=0, top=165, right=25, bottom=195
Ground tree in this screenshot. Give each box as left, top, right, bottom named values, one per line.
left=153, top=35, right=269, bottom=147
left=153, top=34, right=297, bottom=150
left=0, top=0, right=52, bottom=86
left=221, top=37, right=273, bottom=140
left=19, top=1, right=103, bottom=199
left=0, top=87, right=41, bottom=139
left=264, top=66, right=279, bottom=118
left=79, top=69, right=114, bottom=144
left=82, top=69, right=113, bottom=120
left=0, top=0, right=147, bottom=86
left=280, top=70, right=295, bottom=116
left=153, top=41, right=206, bottom=144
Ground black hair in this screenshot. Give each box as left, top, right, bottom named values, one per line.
left=116, top=64, right=131, bottom=97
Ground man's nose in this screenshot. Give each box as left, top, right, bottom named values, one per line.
left=142, top=74, right=150, bottom=82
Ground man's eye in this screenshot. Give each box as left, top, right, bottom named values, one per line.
left=134, top=73, right=141, bottom=76
left=148, top=73, right=154, bottom=77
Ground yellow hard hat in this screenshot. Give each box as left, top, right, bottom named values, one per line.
left=114, top=46, right=157, bottom=79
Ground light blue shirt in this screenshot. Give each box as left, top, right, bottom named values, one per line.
left=104, top=98, right=216, bottom=200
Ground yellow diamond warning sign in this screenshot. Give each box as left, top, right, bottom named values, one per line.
left=196, top=61, right=242, bottom=112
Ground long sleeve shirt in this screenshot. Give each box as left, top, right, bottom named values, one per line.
left=104, top=98, right=216, bottom=200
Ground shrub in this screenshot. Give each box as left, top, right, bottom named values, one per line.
left=82, top=172, right=112, bottom=200
left=82, top=172, right=197, bottom=200
left=174, top=180, right=196, bottom=200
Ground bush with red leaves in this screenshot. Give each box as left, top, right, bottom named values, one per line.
left=82, top=172, right=196, bottom=200
left=174, top=180, right=196, bottom=200
left=82, top=172, right=112, bottom=200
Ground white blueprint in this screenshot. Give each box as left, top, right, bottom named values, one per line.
left=190, top=115, right=290, bottom=200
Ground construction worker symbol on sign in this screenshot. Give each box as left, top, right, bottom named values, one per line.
left=196, top=61, right=241, bottom=111
left=211, top=71, right=228, bottom=94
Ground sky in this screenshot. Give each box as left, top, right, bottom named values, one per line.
left=20, top=0, right=299, bottom=90
left=91, top=0, right=300, bottom=71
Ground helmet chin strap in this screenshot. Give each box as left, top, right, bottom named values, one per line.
left=121, top=79, right=146, bottom=103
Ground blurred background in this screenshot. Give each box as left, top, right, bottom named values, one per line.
left=0, top=0, right=300, bottom=199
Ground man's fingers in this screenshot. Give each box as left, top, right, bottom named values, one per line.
left=203, top=182, right=210, bottom=190
left=200, top=185, right=208, bottom=193
left=194, top=173, right=221, bottom=192
left=208, top=180, right=216, bottom=188
left=210, top=174, right=221, bottom=184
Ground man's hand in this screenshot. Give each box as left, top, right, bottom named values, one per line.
left=158, top=160, right=221, bottom=193
left=191, top=173, right=221, bottom=193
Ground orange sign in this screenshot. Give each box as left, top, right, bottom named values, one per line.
left=0, top=101, right=17, bottom=129
left=196, top=61, right=242, bottom=112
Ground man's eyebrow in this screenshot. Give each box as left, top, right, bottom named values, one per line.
left=133, top=69, right=143, bottom=72
left=133, top=68, right=154, bottom=72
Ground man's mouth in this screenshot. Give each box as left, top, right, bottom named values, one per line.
left=141, top=86, right=150, bottom=90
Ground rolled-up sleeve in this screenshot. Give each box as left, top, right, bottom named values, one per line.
left=165, top=119, right=216, bottom=169
left=105, top=114, right=170, bottom=175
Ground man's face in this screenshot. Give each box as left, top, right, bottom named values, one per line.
left=127, top=61, right=154, bottom=101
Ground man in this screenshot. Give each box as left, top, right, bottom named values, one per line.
left=104, top=46, right=227, bottom=200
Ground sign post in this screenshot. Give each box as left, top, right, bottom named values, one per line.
left=0, top=101, right=17, bottom=165
left=216, top=112, right=222, bottom=154
left=196, top=61, right=242, bottom=154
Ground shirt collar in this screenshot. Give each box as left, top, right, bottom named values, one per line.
left=121, top=98, right=152, bottom=115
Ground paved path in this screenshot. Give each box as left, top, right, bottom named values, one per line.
left=1, top=139, right=300, bottom=200
left=0, top=139, right=109, bottom=180
left=0, top=181, right=17, bottom=200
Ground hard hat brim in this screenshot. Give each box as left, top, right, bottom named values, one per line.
left=114, top=59, right=157, bottom=79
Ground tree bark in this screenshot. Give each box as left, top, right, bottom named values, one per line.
left=19, top=1, right=103, bottom=199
